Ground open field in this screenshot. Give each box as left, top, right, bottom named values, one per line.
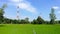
left=0, top=24, right=60, bottom=34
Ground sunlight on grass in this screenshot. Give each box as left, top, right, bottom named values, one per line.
left=0, top=24, right=60, bottom=34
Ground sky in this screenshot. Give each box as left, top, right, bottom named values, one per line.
left=0, top=0, right=60, bottom=21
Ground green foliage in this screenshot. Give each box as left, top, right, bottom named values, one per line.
left=31, top=19, right=38, bottom=24
left=31, top=16, right=45, bottom=24
left=0, top=4, right=60, bottom=24
left=45, top=21, right=50, bottom=24
left=20, top=18, right=30, bottom=24
left=55, top=20, right=60, bottom=24
left=49, top=8, right=56, bottom=24
left=0, top=4, right=7, bottom=24
left=37, top=16, right=45, bottom=24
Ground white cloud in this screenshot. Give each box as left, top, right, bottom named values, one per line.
left=17, top=3, right=36, bottom=13
left=10, top=0, right=23, bottom=3
left=9, top=0, right=37, bottom=13
left=52, top=6, right=59, bottom=9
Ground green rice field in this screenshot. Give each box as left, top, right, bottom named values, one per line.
left=0, top=24, right=60, bottom=34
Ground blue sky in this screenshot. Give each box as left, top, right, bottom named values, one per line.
left=0, top=0, right=60, bottom=21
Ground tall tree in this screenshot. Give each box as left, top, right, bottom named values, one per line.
left=0, top=4, right=7, bottom=24
left=49, top=8, right=56, bottom=24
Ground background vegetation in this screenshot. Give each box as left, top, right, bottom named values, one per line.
left=0, top=4, right=60, bottom=24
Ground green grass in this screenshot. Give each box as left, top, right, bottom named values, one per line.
left=0, top=24, right=60, bottom=34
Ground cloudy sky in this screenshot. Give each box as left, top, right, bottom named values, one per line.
left=0, top=0, right=60, bottom=21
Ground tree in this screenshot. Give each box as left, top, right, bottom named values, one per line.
left=25, top=17, right=30, bottom=24
left=20, top=19, right=26, bottom=24
left=0, top=4, right=7, bottom=24
left=31, top=19, right=38, bottom=24
left=59, top=20, right=60, bottom=24
left=31, top=16, right=45, bottom=24
left=49, top=8, right=56, bottom=24
left=45, top=21, right=50, bottom=24
left=37, top=16, right=45, bottom=24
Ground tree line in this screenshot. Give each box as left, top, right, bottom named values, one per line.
left=0, top=4, right=60, bottom=24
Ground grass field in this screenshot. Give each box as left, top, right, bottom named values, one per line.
left=0, top=24, right=60, bottom=34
